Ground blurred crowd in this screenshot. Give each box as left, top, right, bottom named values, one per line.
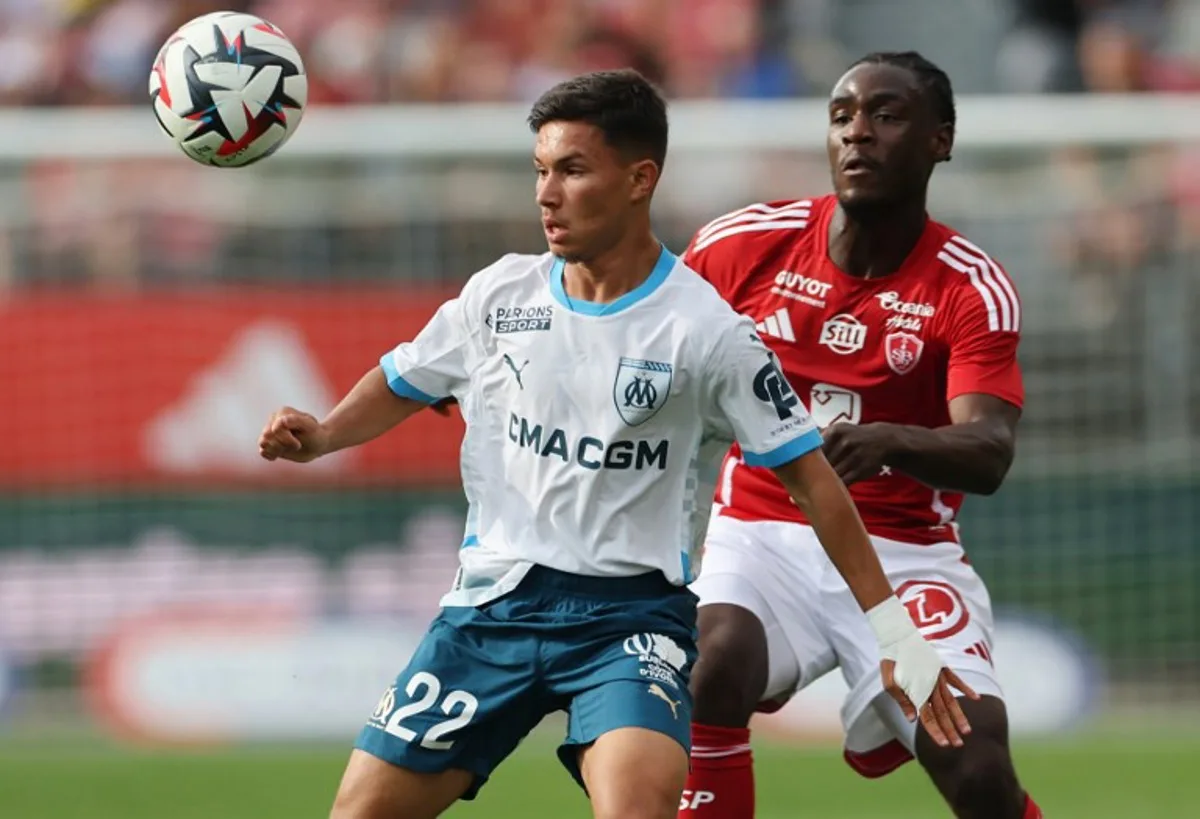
left=998, top=0, right=1200, bottom=94
left=995, top=0, right=1200, bottom=324
left=0, top=0, right=1198, bottom=334
left=1, top=0, right=818, bottom=105
left=0, top=0, right=1193, bottom=105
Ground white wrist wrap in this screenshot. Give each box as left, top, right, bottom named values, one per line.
left=867, top=595, right=918, bottom=654
left=866, top=595, right=942, bottom=712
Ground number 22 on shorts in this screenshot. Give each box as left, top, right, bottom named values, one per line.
left=372, top=671, right=479, bottom=750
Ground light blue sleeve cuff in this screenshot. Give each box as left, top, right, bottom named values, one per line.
left=741, top=427, right=823, bottom=468
left=379, top=352, right=440, bottom=404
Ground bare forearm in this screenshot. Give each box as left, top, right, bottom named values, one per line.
left=883, top=420, right=1014, bottom=495
left=321, top=367, right=428, bottom=454
left=776, top=453, right=893, bottom=612
left=772, top=452, right=955, bottom=725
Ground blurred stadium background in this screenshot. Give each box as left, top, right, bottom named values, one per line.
left=1, top=0, right=1198, bottom=817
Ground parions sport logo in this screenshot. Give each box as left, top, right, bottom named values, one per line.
left=487, top=305, right=553, bottom=333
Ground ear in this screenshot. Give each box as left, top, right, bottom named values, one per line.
left=629, top=158, right=660, bottom=203
left=933, top=123, right=954, bottom=164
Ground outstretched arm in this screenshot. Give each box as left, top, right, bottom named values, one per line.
left=259, top=270, right=479, bottom=462
left=773, top=448, right=892, bottom=610
left=259, top=367, right=430, bottom=462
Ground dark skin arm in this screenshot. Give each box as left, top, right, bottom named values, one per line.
left=821, top=393, right=1020, bottom=495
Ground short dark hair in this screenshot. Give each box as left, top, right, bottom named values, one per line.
left=850, top=51, right=956, bottom=131
left=527, top=69, right=669, bottom=170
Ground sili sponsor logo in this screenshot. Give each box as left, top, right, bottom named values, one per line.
left=818, top=313, right=866, bottom=354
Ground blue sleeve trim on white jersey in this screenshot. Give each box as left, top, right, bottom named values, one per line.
left=549, top=244, right=676, bottom=316
left=742, top=427, right=823, bottom=468
left=379, top=353, right=439, bottom=404
left=461, top=534, right=479, bottom=549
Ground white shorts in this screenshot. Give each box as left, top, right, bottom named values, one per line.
left=691, top=514, right=1003, bottom=777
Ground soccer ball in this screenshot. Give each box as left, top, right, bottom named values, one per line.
left=149, top=11, right=308, bottom=168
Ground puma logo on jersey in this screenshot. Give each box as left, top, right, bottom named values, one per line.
left=503, top=354, right=529, bottom=388
left=647, top=683, right=681, bottom=719
left=755, top=308, right=796, bottom=342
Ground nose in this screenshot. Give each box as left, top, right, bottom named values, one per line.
left=536, top=172, right=561, bottom=209
left=842, top=110, right=874, bottom=145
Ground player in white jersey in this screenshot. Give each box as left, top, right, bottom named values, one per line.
left=257, top=70, right=971, bottom=819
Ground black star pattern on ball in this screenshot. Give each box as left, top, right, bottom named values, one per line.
left=179, top=23, right=304, bottom=146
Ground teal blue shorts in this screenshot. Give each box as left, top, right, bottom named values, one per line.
left=355, top=565, right=698, bottom=799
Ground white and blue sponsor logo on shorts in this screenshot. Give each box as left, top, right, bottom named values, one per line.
left=623, top=633, right=688, bottom=690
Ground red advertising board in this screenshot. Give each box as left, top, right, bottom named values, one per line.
left=0, top=289, right=466, bottom=487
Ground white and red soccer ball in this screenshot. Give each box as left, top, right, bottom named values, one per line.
left=149, top=11, right=308, bottom=168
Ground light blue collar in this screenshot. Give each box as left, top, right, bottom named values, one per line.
left=549, top=245, right=676, bottom=316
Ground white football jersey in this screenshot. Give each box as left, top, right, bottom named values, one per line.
left=381, top=247, right=822, bottom=606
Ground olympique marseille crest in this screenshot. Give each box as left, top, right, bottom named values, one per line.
left=884, top=331, right=924, bottom=375
left=614, top=357, right=673, bottom=426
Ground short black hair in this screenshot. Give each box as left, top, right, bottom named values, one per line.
left=850, top=51, right=956, bottom=131
left=527, top=69, right=669, bottom=170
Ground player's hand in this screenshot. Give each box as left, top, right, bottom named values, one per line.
left=258, top=406, right=330, bottom=463
left=821, top=422, right=896, bottom=485
left=868, top=595, right=980, bottom=748
left=881, top=656, right=979, bottom=749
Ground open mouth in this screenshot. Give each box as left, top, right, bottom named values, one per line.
left=841, top=156, right=879, bottom=175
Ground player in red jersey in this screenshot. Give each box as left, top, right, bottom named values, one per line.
left=677, top=53, right=1043, bottom=819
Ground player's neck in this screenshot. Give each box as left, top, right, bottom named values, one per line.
left=562, top=230, right=663, bottom=304
left=828, top=198, right=928, bottom=280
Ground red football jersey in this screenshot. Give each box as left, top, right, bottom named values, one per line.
left=684, top=194, right=1024, bottom=545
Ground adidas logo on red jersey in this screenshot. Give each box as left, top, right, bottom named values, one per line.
left=754, top=308, right=796, bottom=342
